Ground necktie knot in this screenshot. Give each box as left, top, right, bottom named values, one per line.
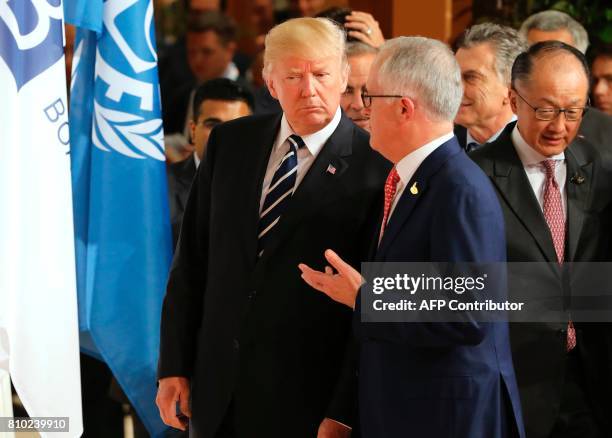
left=379, top=167, right=401, bottom=242
left=385, top=167, right=400, bottom=192
left=540, top=159, right=557, bottom=178
left=288, top=134, right=306, bottom=151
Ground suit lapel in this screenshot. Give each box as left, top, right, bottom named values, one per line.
left=252, top=115, right=353, bottom=275
left=565, top=140, right=594, bottom=262
left=488, top=132, right=558, bottom=262
left=376, top=139, right=462, bottom=258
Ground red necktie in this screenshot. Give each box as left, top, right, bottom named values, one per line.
left=541, top=160, right=575, bottom=351
left=379, top=167, right=400, bottom=242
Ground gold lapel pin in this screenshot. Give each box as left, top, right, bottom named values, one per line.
left=410, top=182, right=419, bottom=195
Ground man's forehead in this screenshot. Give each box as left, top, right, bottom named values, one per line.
left=527, top=28, right=575, bottom=47
left=457, top=44, right=496, bottom=71
left=279, top=55, right=339, bottom=69
left=199, top=99, right=248, bottom=115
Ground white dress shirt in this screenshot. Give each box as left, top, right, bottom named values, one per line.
left=259, top=107, right=342, bottom=213
left=511, top=125, right=567, bottom=219
left=390, top=131, right=455, bottom=218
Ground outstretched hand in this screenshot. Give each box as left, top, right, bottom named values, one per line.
left=298, top=249, right=364, bottom=309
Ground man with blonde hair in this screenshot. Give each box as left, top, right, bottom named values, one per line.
left=156, top=17, right=389, bottom=438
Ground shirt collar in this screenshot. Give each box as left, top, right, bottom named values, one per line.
left=193, top=151, right=200, bottom=169
left=275, top=106, right=342, bottom=156
left=221, top=62, right=240, bottom=81
left=511, top=124, right=565, bottom=167
left=466, top=114, right=517, bottom=147
left=395, top=131, right=455, bottom=188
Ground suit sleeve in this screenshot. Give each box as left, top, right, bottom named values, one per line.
left=359, top=179, right=507, bottom=347
left=157, top=128, right=218, bottom=379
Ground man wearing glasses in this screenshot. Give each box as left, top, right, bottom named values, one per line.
left=470, top=41, right=612, bottom=438
left=166, top=78, right=253, bottom=247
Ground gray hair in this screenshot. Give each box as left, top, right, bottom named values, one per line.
left=346, top=41, right=378, bottom=59
left=519, top=10, right=589, bottom=54
left=374, top=36, right=463, bottom=122
left=457, top=23, right=528, bottom=85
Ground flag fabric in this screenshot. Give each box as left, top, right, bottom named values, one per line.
left=0, top=1, right=83, bottom=437
left=66, top=0, right=172, bottom=435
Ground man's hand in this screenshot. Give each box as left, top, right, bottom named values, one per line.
left=345, top=11, right=385, bottom=48
left=298, top=249, right=363, bottom=309
left=317, top=418, right=351, bottom=438
left=156, top=376, right=191, bottom=431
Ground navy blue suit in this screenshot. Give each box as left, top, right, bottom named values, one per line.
left=356, top=138, right=525, bottom=438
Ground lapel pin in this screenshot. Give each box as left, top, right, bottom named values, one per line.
left=410, top=182, right=419, bottom=195
left=570, top=173, right=585, bottom=185
left=326, top=164, right=337, bottom=175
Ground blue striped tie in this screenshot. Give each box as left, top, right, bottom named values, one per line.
left=258, top=134, right=305, bottom=256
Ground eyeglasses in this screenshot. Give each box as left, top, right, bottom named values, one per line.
left=513, top=90, right=589, bottom=121
left=361, top=92, right=405, bottom=108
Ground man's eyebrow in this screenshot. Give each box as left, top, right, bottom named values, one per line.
left=203, top=117, right=223, bottom=123
left=538, top=97, right=584, bottom=106
left=462, top=69, right=484, bottom=78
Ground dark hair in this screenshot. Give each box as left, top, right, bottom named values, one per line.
left=187, top=11, right=237, bottom=45
left=587, top=41, right=612, bottom=65
left=192, top=78, right=254, bottom=121
left=511, top=40, right=590, bottom=90
left=315, top=7, right=361, bottom=43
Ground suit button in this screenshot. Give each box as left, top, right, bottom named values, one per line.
left=248, top=290, right=257, bottom=299
left=233, top=339, right=240, bottom=351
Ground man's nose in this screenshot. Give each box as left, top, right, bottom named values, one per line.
left=300, top=74, right=316, bottom=97
left=593, top=79, right=608, bottom=96
left=351, top=91, right=364, bottom=110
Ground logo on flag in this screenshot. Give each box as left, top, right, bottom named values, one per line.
left=0, top=0, right=65, bottom=90
left=91, top=0, right=164, bottom=160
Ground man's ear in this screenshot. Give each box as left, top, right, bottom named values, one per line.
left=502, top=86, right=511, bottom=105
left=188, top=120, right=196, bottom=145
left=399, top=96, right=415, bottom=121
left=226, top=41, right=237, bottom=57
left=509, top=89, right=518, bottom=113
left=266, top=71, right=279, bottom=100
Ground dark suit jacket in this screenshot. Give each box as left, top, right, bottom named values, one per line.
left=166, top=155, right=197, bottom=249
left=158, top=113, right=390, bottom=438
left=356, top=138, right=525, bottom=438
left=470, top=123, right=612, bottom=437
left=454, top=124, right=469, bottom=149
left=578, top=107, right=612, bottom=167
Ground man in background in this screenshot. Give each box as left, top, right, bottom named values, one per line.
left=454, top=23, right=527, bottom=151
left=519, top=10, right=612, bottom=162
left=340, top=42, right=378, bottom=131
left=471, top=41, right=612, bottom=437
left=162, top=11, right=249, bottom=160
left=589, top=42, right=612, bottom=116
left=167, top=78, right=253, bottom=247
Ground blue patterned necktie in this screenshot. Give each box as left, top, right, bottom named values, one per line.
left=258, top=134, right=305, bottom=256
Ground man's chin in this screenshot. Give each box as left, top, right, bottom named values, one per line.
left=352, top=118, right=370, bottom=130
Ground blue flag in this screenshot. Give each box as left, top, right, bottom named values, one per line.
left=66, top=0, right=172, bottom=435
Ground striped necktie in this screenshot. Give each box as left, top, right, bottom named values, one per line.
left=258, top=134, right=305, bottom=256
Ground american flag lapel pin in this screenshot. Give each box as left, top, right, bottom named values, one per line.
left=326, top=164, right=337, bottom=175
